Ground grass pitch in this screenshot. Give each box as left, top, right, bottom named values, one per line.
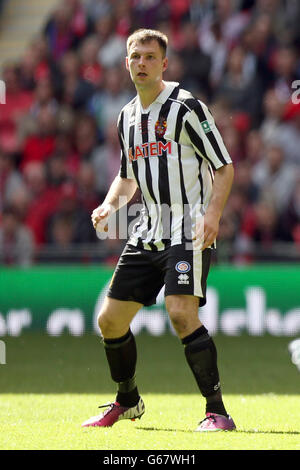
left=0, top=333, right=299, bottom=450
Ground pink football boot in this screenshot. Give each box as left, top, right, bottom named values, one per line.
left=196, top=413, right=236, bottom=432
left=82, top=397, right=145, bottom=427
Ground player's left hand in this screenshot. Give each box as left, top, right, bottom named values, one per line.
left=193, top=212, right=219, bottom=250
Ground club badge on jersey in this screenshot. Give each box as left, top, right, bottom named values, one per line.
left=155, top=117, right=167, bottom=138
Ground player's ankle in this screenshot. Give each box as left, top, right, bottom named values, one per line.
left=116, top=387, right=140, bottom=408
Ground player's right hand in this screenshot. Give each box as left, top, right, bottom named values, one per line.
left=91, top=204, right=113, bottom=233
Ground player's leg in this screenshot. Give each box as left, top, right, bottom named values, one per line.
left=82, top=244, right=165, bottom=427
left=82, top=296, right=144, bottom=427
left=165, top=294, right=226, bottom=411
left=98, top=296, right=142, bottom=408
left=164, top=246, right=235, bottom=431
left=98, top=296, right=141, bottom=338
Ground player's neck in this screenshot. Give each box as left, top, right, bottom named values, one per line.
left=137, top=80, right=166, bottom=110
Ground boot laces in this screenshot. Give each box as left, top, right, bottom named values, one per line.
left=98, top=402, right=120, bottom=417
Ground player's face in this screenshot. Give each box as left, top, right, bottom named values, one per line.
left=126, top=40, right=168, bottom=89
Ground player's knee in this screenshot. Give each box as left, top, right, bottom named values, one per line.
left=166, top=297, right=200, bottom=336
left=167, top=306, right=189, bottom=334
left=97, top=311, right=117, bottom=337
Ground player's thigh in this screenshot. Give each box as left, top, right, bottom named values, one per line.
left=164, top=245, right=212, bottom=306
left=108, top=244, right=165, bottom=306
left=165, top=294, right=202, bottom=338
left=163, top=245, right=212, bottom=337
left=98, top=296, right=142, bottom=338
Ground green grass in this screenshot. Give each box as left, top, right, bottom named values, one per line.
left=0, top=333, right=299, bottom=450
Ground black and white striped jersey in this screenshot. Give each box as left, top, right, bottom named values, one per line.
left=117, top=81, right=232, bottom=251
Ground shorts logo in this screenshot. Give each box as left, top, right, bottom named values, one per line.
left=175, top=261, right=191, bottom=273
left=178, top=274, right=189, bottom=285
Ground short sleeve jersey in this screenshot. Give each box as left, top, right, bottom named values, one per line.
left=117, top=81, right=232, bottom=251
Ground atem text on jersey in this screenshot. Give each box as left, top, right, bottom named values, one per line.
left=128, top=140, right=172, bottom=162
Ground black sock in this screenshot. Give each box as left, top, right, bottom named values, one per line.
left=104, top=329, right=139, bottom=407
left=206, top=400, right=228, bottom=417
left=182, top=326, right=228, bottom=417
left=116, top=381, right=140, bottom=408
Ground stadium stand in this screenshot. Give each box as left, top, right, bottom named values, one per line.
left=0, top=0, right=300, bottom=266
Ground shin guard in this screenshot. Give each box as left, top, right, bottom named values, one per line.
left=182, top=326, right=221, bottom=398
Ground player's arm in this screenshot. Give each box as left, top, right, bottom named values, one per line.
left=92, top=176, right=137, bottom=231
left=184, top=101, right=234, bottom=250
left=201, top=163, right=234, bottom=250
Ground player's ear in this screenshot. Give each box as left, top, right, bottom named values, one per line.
left=125, top=56, right=129, bottom=71
left=162, top=56, right=168, bottom=72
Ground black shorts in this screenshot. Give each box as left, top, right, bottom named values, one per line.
left=107, top=243, right=211, bottom=307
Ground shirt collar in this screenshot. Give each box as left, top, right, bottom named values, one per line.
left=138, top=81, right=179, bottom=111
left=155, top=81, right=179, bottom=103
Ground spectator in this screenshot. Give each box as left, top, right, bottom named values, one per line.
left=131, top=0, right=166, bottom=30
left=199, top=18, right=228, bottom=90
left=221, top=124, right=243, bottom=163
left=216, top=45, right=263, bottom=126
left=281, top=179, right=300, bottom=243
left=43, top=0, right=91, bottom=61
left=274, top=101, right=300, bottom=165
left=46, top=153, right=69, bottom=188
left=0, top=150, right=26, bottom=211
left=217, top=187, right=249, bottom=263
left=45, top=213, right=79, bottom=264
left=244, top=129, right=265, bottom=165
left=252, top=144, right=299, bottom=214
left=0, top=206, right=35, bottom=266
left=76, top=161, right=101, bottom=213
left=30, top=76, right=59, bottom=117
left=17, top=47, right=39, bottom=92
left=52, top=127, right=79, bottom=178
left=44, top=3, right=76, bottom=61
left=239, top=14, right=278, bottom=93
left=84, top=0, right=112, bottom=25
left=88, top=66, right=133, bottom=140
left=23, top=162, right=62, bottom=245
left=260, top=88, right=285, bottom=145
left=78, top=35, right=102, bottom=87
left=46, top=181, right=96, bottom=244
left=234, top=160, right=259, bottom=204
left=64, top=0, right=91, bottom=43
left=271, top=45, right=299, bottom=103
left=50, top=213, right=75, bottom=248
left=18, top=75, right=60, bottom=146
left=177, top=21, right=211, bottom=97
left=28, top=34, right=62, bottom=89
left=94, top=13, right=127, bottom=68
left=200, top=0, right=251, bottom=52
left=20, top=106, right=57, bottom=171
left=163, top=52, right=185, bottom=86
left=73, top=113, right=100, bottom=162
left=59, top=50, right=95, bottom=109
left=235, top=200, right=282, bottom=262
left=90, top=121, right=122, bottom=199
left=250, top=0, right=300, bottom=44
left=114, top=0, right=132, bottom=38
left=0, top=63, right=33, bottom=153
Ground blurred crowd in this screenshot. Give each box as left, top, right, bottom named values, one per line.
left=0, top=0, right=300, bottom=266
